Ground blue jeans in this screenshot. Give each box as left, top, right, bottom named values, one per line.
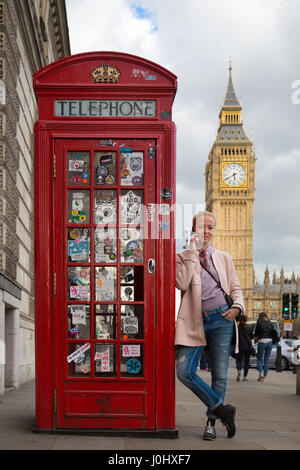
left=176, top=304, right=234, bottom=419
left=257, top=341, right=273, bottom=376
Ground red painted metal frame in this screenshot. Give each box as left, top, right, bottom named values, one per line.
left=34, top=52, right=177, bottom=433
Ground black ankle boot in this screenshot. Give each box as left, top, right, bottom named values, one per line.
left=215, top=404, right=236, bottom=438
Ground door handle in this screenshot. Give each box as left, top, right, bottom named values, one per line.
left=148, top=259, right=155, bottom=274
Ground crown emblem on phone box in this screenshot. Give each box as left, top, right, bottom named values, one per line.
left=90, top=63, right=121, bottom=83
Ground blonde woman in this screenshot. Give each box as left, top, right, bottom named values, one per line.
left=175, top=211, right=244, bottom=440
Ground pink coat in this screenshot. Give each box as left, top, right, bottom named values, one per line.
left=174, top=249, right=244, bottom=349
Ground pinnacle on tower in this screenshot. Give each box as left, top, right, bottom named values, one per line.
left=224, top=61, right=240, bottom=107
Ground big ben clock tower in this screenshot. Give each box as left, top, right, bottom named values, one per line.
left=205, top=64, right=256, bottom=313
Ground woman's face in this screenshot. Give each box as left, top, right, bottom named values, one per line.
left=195, top=215, right=215, bottom=248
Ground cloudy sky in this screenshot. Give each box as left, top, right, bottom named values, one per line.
left=65, top=0, right=300, bottom=283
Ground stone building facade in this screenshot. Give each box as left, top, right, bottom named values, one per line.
left=0, top=0, right=70, bottom=393
left=253, top=266, right=300, bottom=334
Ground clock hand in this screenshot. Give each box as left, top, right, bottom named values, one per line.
left=223, top=174, right=235, bottom=181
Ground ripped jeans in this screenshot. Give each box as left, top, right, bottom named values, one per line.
left=176, top=304, right=234, bottom=420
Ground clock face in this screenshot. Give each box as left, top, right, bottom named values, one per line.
left=222, top=163, right=246, bottom=187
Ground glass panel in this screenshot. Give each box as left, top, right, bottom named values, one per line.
left=67, top=151, right=90, bottom=185
left=120, top=228, right=143, bottom=263
left=68, top=266, right=90, bottom=301
left=67, top=228, right=90, bottom=262
left=94, top=344, right=116, bottom=377
left=94, top=151, right=117, bottom=185
left=121, top=344, right=143, bottom=377
left=121, top=305, right=144, bottom=340
left=120, top=266, right=144, bottom=301
left=67, top=343, right=91, bottom=377
left=94, top=227, right=117, bottom=263
left=68, top=190, right=90, bottom=224
left=120, top=189, right=144, bottom=225
left=94, top=189, right=117, bottom=224
left=68, top=305, right=90, bottom=339
left=120, top=150, right=144, bottom=186
left=95, top=304, right=117, bottom=339
left=95, top=266, right=117, bottom=301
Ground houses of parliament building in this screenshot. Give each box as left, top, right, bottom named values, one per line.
left=205, top=65, right=299, bottom=333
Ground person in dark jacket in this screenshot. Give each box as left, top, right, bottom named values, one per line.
left=254, top=312, right=276, bottom=381
left=235, top=315, right=253, bottom=382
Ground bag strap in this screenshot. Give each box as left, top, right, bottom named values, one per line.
left=200, top=260, right=228, bottom=296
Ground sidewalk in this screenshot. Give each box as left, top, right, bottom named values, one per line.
left=0, top=363, right=299, bottom=450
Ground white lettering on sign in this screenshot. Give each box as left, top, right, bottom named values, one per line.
left=54, top=100, right=156, bottom=117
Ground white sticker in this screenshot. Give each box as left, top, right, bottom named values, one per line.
left=69, top=160, right=84, bottom=171
left=123, top=316, right=138, bottom=334
left=70, top=285, right=89, bottom=300
left=67, top=343, right=90, bottom=363
left=95, top=349, right=110, bottom=371
left=71, top=306, right=86, bottom=325
left=122, top=344, right=140, bottom=357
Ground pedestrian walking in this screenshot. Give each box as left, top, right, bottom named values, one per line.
left=254, top=312, right=278, bottom=381
left=175, top=210, right=244, bottom=440
left=235, top=315, right=253, bottom=382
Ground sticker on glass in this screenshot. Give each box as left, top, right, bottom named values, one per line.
left=122, top=344, right=141, bottom=357
left=123, top=315, right=138, bottom=335
left=95, top=227, right=117, bottom=262
left=94, top=190, right=116, bottom=224
left=67, top=343, right=90, bottom=363
left=94, top=349, right=110, bottom=372
left=120, top=228, right=143, bottom=263
left=69, top=191, right=89, bottom=224
left=126, top=358, right=141, bottom=374
left=95, top=152, right=116, bottom=185
left=68, top=267, right=90, bottom=301
left=95, top=267, right=116, bottom=301
left=67, top=151, right=90, bottom=185
left=120, top=190, right=143, bottom=224
left=71, top=305, right=87, bottom=325
left=120, top=151, right=143, bottom=186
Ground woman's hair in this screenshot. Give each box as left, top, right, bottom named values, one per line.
left=192, top=210, right=216, bottom=232
left=257, top=312, right=270, bottom=322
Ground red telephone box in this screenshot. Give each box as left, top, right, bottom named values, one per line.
left=33, top=52, right=177, bottom=435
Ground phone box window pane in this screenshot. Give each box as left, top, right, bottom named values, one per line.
left=68, top=266, right=90, bottom=301
left=67, top=151, right=90, bottom=185
left=94, top=344, right=116, bottom=377
left=95, top=304, right=117, bottom=339
left=120, top=266, right=144, bottom=301
left=95, top=267, right=117, bottom=301
left=67, top=343, right=91, bottom=377
left=68, top=305, right=90, bottom=339
left=120, top=189, right=144, bottom=224
left=94, top=151, right=116, bottom=185
left=120, top=228, right=143, bottom=263
left=120, top=150, right=143, bottom=186
left=121, top=344, right=143, bottom=377
left=94, top=190, right=117, bottom=224
left=68, top=228, right=90, bottom=262
left=68, top=190, right=90, bottom=224
left=95, top=227, right=117, bottom=263
left=121, top=305, right=144, bottom=339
